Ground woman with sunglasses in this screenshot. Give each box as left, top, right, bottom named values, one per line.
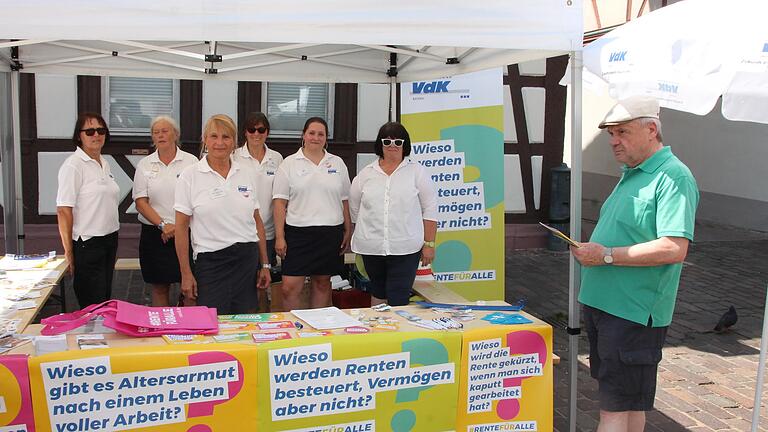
left=349, top=122, right=438, bottom=306
left=273, top=117, right=351, bottom=310
left=234, top=113, right=283, bottom=290
left=56, top=113, right=121, bottom=307
left=132, top=116, right=197, bottom=306
left=174, top=114, right=271, bottom=314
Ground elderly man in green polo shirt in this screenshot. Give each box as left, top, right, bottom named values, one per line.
left=571, top=96, right=699, bottom=432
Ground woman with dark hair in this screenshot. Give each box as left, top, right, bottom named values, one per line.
left=56, top=112, right=120, bottom=307
left=174, top=114, right=271, bottom=314
left=132, top=116, right=197, bottom=306
left=273, top=117, right=351, bottom=310
left=234, top=112, right=283, bottom=275
left=349, top=121, right=438, bottom=306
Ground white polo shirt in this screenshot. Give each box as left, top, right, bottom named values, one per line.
left=174, top=157, right=260, bottom=256
left=56, top=147, right=121, bottom=241
left=233, top=144, right=284, bottom=240
left=132, top=148, right=198, bottom=226
left=349, top=158, right=438, bottom=255
left=273, top=149, right=351, bottom=227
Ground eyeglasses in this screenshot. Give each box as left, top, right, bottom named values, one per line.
left=247, top=126, right=268, bottom=134
left=80, top=127, right=108, bottom=136
left=382, top=138, right=405, bottom=147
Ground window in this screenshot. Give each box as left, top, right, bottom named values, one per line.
left=263, top=82, right=334, bottom=137
left=103, top=77, right=179, bottom=135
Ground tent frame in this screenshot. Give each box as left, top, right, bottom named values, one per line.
left=0, top=5, right=583, bottom=422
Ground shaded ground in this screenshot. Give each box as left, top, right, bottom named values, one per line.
left=507, top=220, right=768, bottom=431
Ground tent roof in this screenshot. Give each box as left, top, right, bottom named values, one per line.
left=0, top=0, right=582, bottom=82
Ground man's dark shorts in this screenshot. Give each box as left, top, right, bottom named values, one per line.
left=583, top=305, right=668, bottom=412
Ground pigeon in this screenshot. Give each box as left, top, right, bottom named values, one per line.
left=714, top=305, right=738, bottom=333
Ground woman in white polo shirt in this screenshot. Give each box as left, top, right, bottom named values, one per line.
left=349, top=122, right=438, bottom=306
left=132, top=116, right=197, bottom=306
left=234, top=112, right=283, bottom=271
left=273, top=117, right=352, bottom=310
left=174, top=114, right=271, bottom=314
left=56, top=112, right=120, bottom=308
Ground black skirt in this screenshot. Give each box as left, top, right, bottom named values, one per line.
left=194, top=242, right=259, bottom=315
left=282, top=224, right=344, bottom=276
left=139, top=223, right=184, bottom=284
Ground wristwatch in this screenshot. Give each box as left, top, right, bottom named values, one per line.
left=423, top=241, right=436, bottom=248
left=157, top=221, right=166, bottom=231
left=603, top=247, right=614, bottom=265
left=262, top=264, right=272, bottom=270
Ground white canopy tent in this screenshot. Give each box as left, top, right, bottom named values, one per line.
left=1, top=1, right=584, bottom=429
left=1, top=0, right=580, bottom=82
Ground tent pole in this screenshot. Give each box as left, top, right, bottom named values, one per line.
left=1, top=70, right=23, bottom=254
left=389, top=52, right=397, bottom=122
left=751, top=285, right=768, bottom=431
left=389, top=79, right=396, bottom=122
left=11, top=70, right=24, bottom=253
left=567, top=50, right=583, bottom=432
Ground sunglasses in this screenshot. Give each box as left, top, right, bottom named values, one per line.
left=247, top=126, right=268, bottom=134
left=382, top=138, right=405, bottom=147
left=80, top=127, right=108, bottom=136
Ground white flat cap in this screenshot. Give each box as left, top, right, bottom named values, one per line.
left=598, top=96, right=660, bottom=129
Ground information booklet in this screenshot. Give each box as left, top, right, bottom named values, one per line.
left=538, top=222, right=580, bottom=248
left=290, top=307, right=363, bottom=330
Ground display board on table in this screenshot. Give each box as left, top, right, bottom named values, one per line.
left=401, top=68, right=505, bottom=301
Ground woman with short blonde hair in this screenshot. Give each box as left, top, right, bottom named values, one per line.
left=174, top=114, right=271, bottom=314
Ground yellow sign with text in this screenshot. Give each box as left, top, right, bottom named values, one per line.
left=457, top=325, right=553, bottom=432
left=28, top=344, right=258, bottom=432
left=256, top=331, right=462, bottom=432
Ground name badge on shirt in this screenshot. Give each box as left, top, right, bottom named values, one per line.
left=327, top=169, right=338, bottom=174
left=266, top=170, right=275, bottom=176
left=237, top=185, right=251, bottom=198
left=209, top=187, right=226, bottom=200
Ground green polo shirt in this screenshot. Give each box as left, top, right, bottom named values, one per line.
left=579, top=146, right=699, bottom=327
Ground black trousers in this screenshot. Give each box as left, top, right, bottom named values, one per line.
left=72, top=231, right=119, bottom=308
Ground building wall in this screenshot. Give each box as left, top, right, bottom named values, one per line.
left=0, top=59, right=576, bottom=255
left=565, top=87, right=768, bottom=232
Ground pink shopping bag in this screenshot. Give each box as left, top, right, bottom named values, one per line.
left=40, top=300, right=218, bottom=337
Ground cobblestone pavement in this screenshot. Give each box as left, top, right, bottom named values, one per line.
left=507, top=221, right=768, bottom=431
left=46, top=220, right=768, bottom=431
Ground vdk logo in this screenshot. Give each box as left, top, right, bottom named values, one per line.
left=608, top=51, right=627, bottom=62
left=412, top=80, right=450, bottom=94
left=658, top=82, right=679, bottom=94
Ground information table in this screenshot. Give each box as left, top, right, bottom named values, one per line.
left=1, top=304, right=553, bottom=432
left=1, top=257, right=68, bottom=331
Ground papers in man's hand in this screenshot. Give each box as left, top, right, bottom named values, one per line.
left=290, top=307, right=362, bottom=330
left=538, top=222, right=580, bottom=248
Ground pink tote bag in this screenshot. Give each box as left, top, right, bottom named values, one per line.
left=40, top=300, right=219, bottom=337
